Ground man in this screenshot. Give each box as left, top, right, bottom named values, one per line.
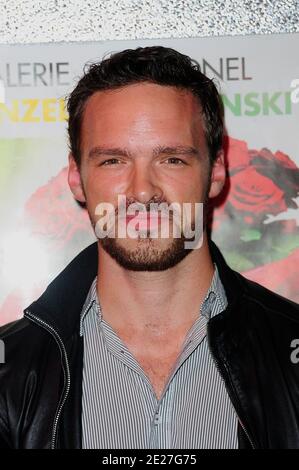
left=1, top=46, right=299, bottom=449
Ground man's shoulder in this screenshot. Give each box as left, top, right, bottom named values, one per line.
left=0, top=317, right=32, bottom=340
left=0, top=317, right=56, bottom=369
left=237, top=271, right=299, bottom=322
left=0, top=317, right=41, bottom=345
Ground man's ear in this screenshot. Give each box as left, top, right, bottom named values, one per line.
left=208, top=150, right=226, bottom=199
left=68, top=153, right=86, bottom=203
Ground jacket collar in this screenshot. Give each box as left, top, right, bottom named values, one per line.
left=25, top=239, right=245, bottom=344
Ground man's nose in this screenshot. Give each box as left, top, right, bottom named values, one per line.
left=127, top=164, right=163, bottom=204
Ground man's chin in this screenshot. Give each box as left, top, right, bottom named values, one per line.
left=98, top=236, right=191, bottom=271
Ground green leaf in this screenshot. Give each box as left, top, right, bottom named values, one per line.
left=240, top=229, right=262, bottom=242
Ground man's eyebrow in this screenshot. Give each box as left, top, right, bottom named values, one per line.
left=88, top=145, right=200, bottom=159
left=88, top=147, right=131, bottom=159
left=153, top=145, right=200, bottom=158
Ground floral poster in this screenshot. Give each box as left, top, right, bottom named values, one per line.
left=0, top=34, right=298, bottom=325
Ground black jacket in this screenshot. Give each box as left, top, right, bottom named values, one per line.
left=1, top=241, right=299, bottom=449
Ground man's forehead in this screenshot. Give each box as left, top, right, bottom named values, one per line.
left=83, top=82, right=201, bottom=112
left=81, top=85, right=204, bottom=142
left=80, top=83, right=206, bottom=153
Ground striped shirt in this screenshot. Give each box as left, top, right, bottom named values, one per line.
left=80, top=265, right=238, bottom=449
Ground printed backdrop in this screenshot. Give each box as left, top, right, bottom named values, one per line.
left=0, top=34, right=299, bottom=325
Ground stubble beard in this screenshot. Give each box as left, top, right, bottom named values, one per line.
left=98, top=193, right=210, bottom=272
left=85, top=171, right=211, bottom=272
left=99, top=225, right=192, bottom=271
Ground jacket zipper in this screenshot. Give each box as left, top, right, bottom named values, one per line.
left=24, top=310, right=71, bottom=450
left=208, top=338, right=255, bottom=449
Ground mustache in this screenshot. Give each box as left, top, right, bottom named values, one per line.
left=115, top=197, right=171, bottom=215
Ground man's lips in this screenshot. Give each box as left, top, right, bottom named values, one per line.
left=125, top=213, right=160, bottom=220
left=121, top=213, right=171, bottom=230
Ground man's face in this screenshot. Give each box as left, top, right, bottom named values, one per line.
left=68, top=82, right=225, bottom=271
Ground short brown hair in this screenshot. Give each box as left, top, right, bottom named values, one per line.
left=67, top=46, right=224, bottom=166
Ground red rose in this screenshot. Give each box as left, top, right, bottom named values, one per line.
left=249, top=147, right=298, bottom=170
left=209, top=137, right=299, bottom=230
left=247, top=147, right=299, bottom=201
left=24, top=167, right=92, bottom=249
left=228, top=166, right=287, bottom=215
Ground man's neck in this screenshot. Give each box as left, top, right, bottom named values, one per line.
left=96, top=234, right=215, bottom=338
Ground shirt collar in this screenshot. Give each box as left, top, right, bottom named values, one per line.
left=80, top=263, right=227, bottom=336
left=200, top=263, right=228, bottom=320
left=80, top=277, right=99, bottom=336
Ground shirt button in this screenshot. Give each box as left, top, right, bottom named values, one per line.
left=154, top=414, right=161, bottom=425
